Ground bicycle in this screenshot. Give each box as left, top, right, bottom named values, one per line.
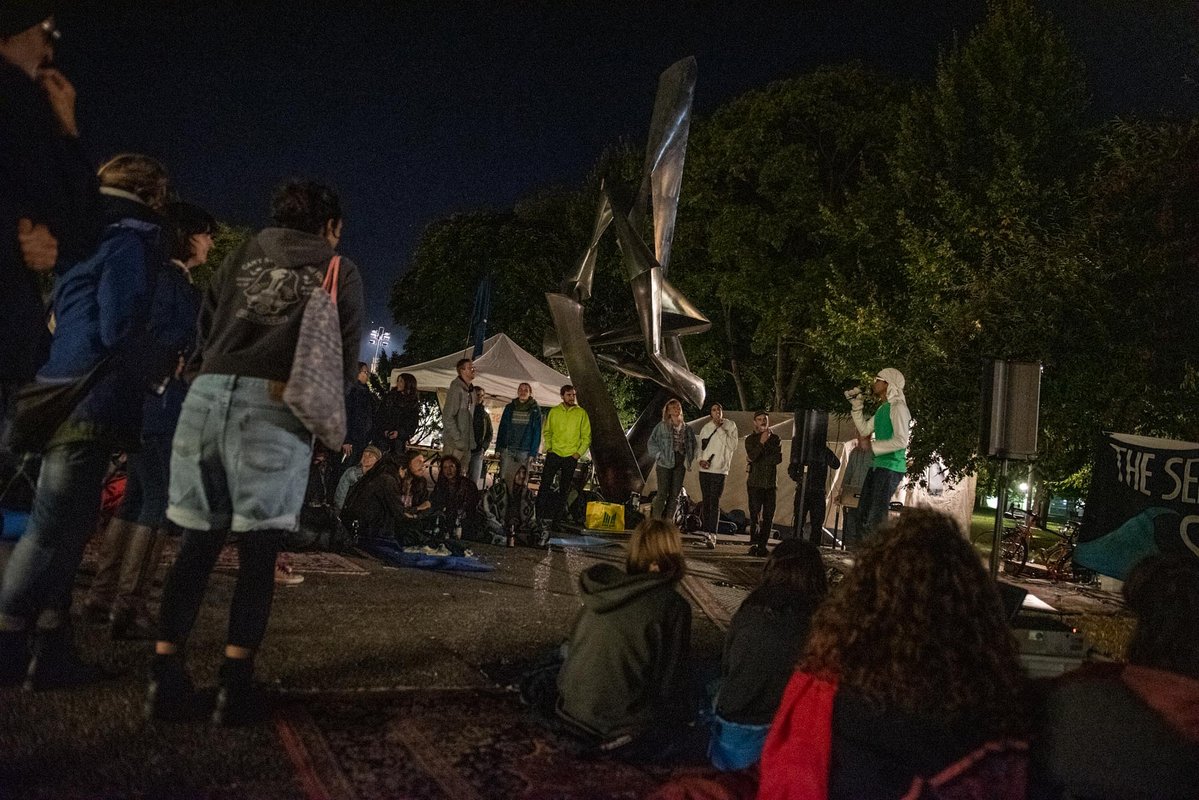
left=1036, top=520, right=1096, bottom=585
left=1000, top=510, right=1040, bottom=577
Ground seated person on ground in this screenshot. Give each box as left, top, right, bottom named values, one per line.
left=482, top=464, right=538, bottom=545
left=392, top=451, right=434, bottom=544
left=759, top=508, right=1027, bottom=800
left=710, top=538, right=828, bottom=771
left=334, top=444, right=381, bottom=514
left=1029, top=554, right=1199, bottom=800
left=525, top=518, right=695, bottom=763
left=339, top=452, right=408, bottom=538
left=429, top=455, right=481, bottom=538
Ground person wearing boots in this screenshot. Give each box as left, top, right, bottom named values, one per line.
left=745, top=412, right=782, bottom=557
left=83, top=201, right=213, bottom=640
left=145, top=180, right=364, bottom=725
left=0, top=154, right=172, bottom=689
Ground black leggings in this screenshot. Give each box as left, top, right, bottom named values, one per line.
left=158, top=528, right=283, bottom=650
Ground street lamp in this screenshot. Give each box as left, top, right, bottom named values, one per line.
left=369, top=326, right=390, bottom=372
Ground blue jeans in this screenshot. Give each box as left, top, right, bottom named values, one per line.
left=858, top=467, right=905, bottom=538
left=166, top=375, right=312, bottom=533
left=0, top=436, right=112, bottom=628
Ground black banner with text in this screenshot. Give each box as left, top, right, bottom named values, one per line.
left=1077, top=433, right=1199, bottom=580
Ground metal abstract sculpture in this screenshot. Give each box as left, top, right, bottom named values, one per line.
left=545, top=57, right=710, bottom=501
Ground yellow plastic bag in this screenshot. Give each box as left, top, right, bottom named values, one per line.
left=585, top=501, right=625, bottom=532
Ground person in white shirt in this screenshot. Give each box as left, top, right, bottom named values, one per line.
left=696, top=403, right=738, bottom=538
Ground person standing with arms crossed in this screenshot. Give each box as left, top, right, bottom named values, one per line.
left=745, top=412, right=782, bottom=557
left=847, top=367, right=911, bottom=539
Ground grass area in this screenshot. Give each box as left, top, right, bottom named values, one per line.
left=968, top=510, right=1063, bottom=561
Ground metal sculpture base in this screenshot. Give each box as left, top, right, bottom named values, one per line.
left=546, top=292, right=644, bottom=500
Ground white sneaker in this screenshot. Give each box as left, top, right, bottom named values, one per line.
left=274, top=565, right=304, bottom=586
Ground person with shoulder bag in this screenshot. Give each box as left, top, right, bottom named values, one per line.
left=145, top=180, right=364, bottom=726
left=0, top=154, right=171, bottom=690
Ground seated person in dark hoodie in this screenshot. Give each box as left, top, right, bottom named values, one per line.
left=1029, top=554, right=1199, bottom=800
left=710, top=538, right=827, bottom=771
left=429, top=454, right=481, bottom=538
left=552, top=518, right=694, bottom=763
left=340, top=452, right=408, bottom=538
left=759, top=509, right=1026, bottom=800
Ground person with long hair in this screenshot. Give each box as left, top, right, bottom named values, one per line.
left=759, top=508, right=1025, bottom=799
left=377, top=372, right=419, bottom=453
left=648, top=398, right=697, bottom=522
left=339, top=451, right=407, bottom=538
left=528, top=518, right=694, bottom=763
left=710, top=539, right=828, bottom=771
left=430, top=454, right=480, bottom=538
left=1030, top=555, right=1199, bottom=798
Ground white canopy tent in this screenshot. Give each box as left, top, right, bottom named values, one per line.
left=391, top=333, right=569, bottom=408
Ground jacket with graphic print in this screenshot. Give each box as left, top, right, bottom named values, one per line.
left=195, top=227, right=364, bottom=385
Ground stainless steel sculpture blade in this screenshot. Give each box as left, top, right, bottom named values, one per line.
left=543, top=57, right=709, bottom=502
left=546, top=292, right=643, bottom=499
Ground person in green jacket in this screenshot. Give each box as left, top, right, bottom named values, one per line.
left=536, top=384, right=591, bottom=532
left=548, top=518, right=695, bottom=762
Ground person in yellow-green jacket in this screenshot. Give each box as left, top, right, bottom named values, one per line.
left=537, top=384, right=591, bottom=534
left=847, top=367, right=911, bottom=539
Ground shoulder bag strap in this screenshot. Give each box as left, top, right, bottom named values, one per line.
left=321, top=255, right=341, bottom=306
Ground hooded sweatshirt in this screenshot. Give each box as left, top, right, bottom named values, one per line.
left=850, top=366, right=911, bottom=474
left=195, top=228, right=364, bottom=385
left=556, top=563, right=692, bottom=741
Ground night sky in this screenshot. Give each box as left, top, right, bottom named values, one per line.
left=54, top=2, right=1197, bottom=361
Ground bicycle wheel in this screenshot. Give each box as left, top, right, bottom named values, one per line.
left=1041, top=544, right=1069, bottom=582
left=1001, top=532, right=1028, bottom=576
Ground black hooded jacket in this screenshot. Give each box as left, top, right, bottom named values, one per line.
left=556, top=563, right=692, bottom=741
left=195, top=227, right=363, bottom=384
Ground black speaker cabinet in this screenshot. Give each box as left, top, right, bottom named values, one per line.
left=981, top=360, right=1041, bottom=460
left=792, top=409, right=830, bottom=468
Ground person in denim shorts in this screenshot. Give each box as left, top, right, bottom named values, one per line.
left=146, top=180, right=364, bottom=726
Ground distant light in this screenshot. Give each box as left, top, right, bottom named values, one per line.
left=1018, top=482, right=1029, bottom=492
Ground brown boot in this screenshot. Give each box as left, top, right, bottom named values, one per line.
left=85, top=517, right=136, bottom=618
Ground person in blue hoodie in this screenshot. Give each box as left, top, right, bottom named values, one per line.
left=495, top=381, right=541, bottom=489
left=0, top=153, right=172, bottom=689
left=83, top=201, right=213, bottom=641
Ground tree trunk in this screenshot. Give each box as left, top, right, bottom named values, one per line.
left=773, top=334, right=784, bottom=411
left=723, top=300, right=749, bottom=410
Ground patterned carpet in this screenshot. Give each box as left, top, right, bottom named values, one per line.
left=79, top=536, right=369, bottom=576
left=275, top=689, right=678, bottom=800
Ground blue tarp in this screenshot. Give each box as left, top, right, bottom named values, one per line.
left=358, top=537, right=496, bottom=572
